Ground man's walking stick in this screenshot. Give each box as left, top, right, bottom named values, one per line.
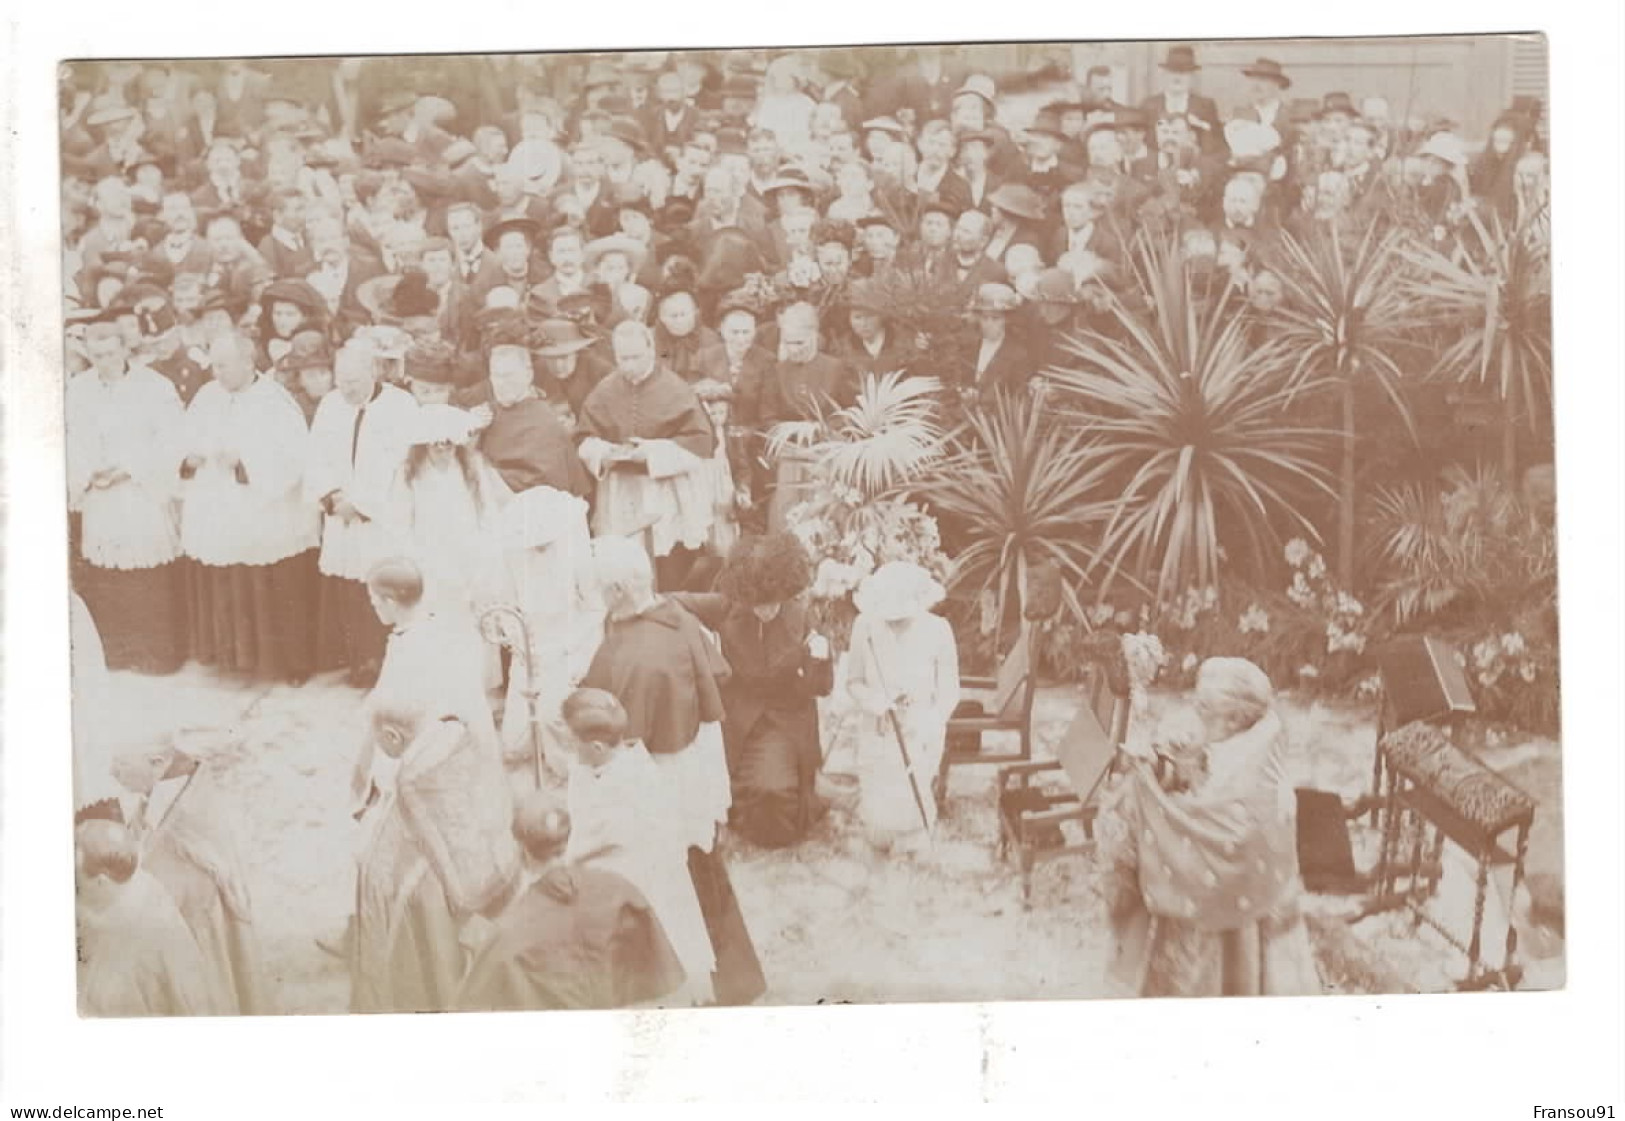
left=862, top=628, right=932, bottom=835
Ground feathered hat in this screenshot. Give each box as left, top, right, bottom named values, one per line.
left=717, top=533, right=814, bottom=606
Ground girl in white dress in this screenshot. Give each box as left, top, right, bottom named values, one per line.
left=385, top=404, right=514, bottom=692
left=844, top=562, right=961, bottom=854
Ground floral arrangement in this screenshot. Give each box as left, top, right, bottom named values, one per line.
left=788, top=482, right=951, bottom=654
left=1120, top=632, right=1167, bottom=726
left=1464, top=628, right=1560, bottom=733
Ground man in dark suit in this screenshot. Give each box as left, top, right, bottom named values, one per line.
left=969, top=283, right=1034, bottom=406
left=642, top=71, right=702, bottom=166
left=1048, top=180, right=1127, bottom=273
left=303, top=213, right=385, bottom=341
left=1139, top=46, right=1223, bottom=156
left=943, top=209, right=1010, bottom=300
left=256, top=190, right=315, bottom=279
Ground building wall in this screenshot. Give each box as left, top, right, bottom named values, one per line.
left=965, top=36, right=1546, bottom=140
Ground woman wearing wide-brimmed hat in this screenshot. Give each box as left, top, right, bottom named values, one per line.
left=843, top=561, right=960, bottom=854
left=383, top=402, right=514, bottom=649
left=256, top=276, right=330, bottom=369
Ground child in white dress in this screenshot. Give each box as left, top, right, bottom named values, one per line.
left=560, top=688, right=717, bottom=1007
left=844, top=562, right=961, bottom=854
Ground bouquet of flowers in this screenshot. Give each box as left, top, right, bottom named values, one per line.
left=787, top=483, right=950, bottom=654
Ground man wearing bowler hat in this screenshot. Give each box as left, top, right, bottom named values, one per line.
left=533, top=315, right=612, bottom=421
left=983, top=182, right=1047, bottom=266
left=1020, top=109, right=1085, bottom=197
left=1233, top=58, right=1297, bottom=148
left=1140, top=46, right=1222, bottom=155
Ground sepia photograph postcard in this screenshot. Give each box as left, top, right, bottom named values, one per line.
left=58, top=32, right=1569, bottom=1017
left=4, top=2, right=1624, bottom=1112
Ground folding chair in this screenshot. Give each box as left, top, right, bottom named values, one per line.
left=936, top=630, right=1037, bottom=811
left=995, top=661, right=1130, bottom=906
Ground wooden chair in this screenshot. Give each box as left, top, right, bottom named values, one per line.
left=935, top=630, right=1037, bottom=811
left=995, top=661, right=1130, bottom=907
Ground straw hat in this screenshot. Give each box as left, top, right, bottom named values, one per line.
left=583, top=233, right=650, bottom=275
left=854, top=561, right=946, bottom=622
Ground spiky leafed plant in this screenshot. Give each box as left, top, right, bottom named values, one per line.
left=1400, top=208, right=1553, bottom=478
left=910, top=389, right=1118, bottom=645
left=1046, top=231, right=1339, bottom=606
left=764, top=370, right=946, bottom=499
left=1265, top=220, right=1430, bottom=587
left=1364, top=463, right=1558, bottom=633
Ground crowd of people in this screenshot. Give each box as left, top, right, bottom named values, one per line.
left=65, top=43, right=1544, bottom=1015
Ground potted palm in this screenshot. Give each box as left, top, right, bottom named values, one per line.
left=911, top=388, right=1116, bottom=660
left=764, top=371, right=953, bottom=761
left=1046, top=229, right=1339, bottom=610
left=1400, top=209, right=1553, bottom=479
left=1264, top=219, right=1429, bottom=587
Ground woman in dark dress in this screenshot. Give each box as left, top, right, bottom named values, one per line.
left=674, top=533, right=835, bottom=849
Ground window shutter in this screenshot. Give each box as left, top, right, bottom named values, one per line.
left=1509, top=36, right=1549, bottom=138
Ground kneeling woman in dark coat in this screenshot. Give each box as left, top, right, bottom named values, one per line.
left=675, top=533, right=834, bottom=849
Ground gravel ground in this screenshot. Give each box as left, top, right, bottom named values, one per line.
left=86, top=664, right=1566, bottom=1013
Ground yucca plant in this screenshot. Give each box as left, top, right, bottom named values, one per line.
left=1047, top=231, right=1340, bottom=606
left=1364, top=463, right=1558, bottom=633
left=910, top=389, right=1117, bottom=647
left=764, top=369, right=946, bottom=498
left=1265, top=220, right=1431, bottom=587
left=1400, top=208, right=1553, bottom=479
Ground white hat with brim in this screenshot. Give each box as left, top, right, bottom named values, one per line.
left=86, top=104, right=139, bottom=127
left=1416, top=133, right=1469, bottom=168
left=501, top=486, right=590, bottom=550
left=411, top=404, right=481, bottom=448
left=583, top=233, right=650, bottom=275
left=854, top=561, right=946, bottom=621
left=970, top=282, right=1022, bottom=314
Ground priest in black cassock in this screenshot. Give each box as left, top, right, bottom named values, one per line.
left=579, top=535, right=767, bottom=1006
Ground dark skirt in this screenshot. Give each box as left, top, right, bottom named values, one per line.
left=183, top=552, right=318, bottom=683
left=687, top=845, right=766, bottom=1007
left=315, top=573, right=388, bottom=685
left=729, top=721, right=824, bottom=850
left=76, top=561, right=186, bottom=675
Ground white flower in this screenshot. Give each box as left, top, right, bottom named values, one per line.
left=1298, top=664, right=1320, bottom=679
left=1355, top=674, right=1384, bottom=700
left=1284, top=538, right=1312, bottom=568
left=811, top=558, right=862, bottom=599
left=1201, top=586, right=1219, bottom=609
left=1518, top=662, right=1537, bottom=683
left=1181, top=652, right=1199, bottom=674
left=1308, top=555, right=1327, bottom=581
left=1287, top=572, right=1316, bottom=609
left=1501, top=632, right=1527, bottom=656
left=1474, top=640, right=1498, bottom=669
left=1238, top=605, right=1271, bottom=635
left=1089, top=602, right=1117, bottom=627
left=1336, top=592, right=1364, bottom=617
left=1115, top=610, right=1135, bottom=629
